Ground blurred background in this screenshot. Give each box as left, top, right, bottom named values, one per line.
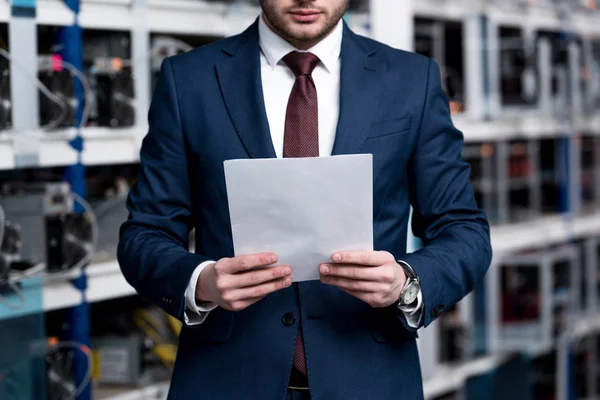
left=0, top=0, right=599, bottom=399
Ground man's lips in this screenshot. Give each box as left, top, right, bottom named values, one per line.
left=289, top=10, right=321, bottom=23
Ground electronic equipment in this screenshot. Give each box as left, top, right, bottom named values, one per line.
left=463, top=139, right=542, bottom=225
left=539, top=138, right=567, bottom=214
left=583, top=37, right=600, bottom=113
left=498, top=26, right=538, bottom=108
left=0, top=57, right=10, bottom=131
left=463, top=142, right=501, bottom=224
left=91, top=335, right=145, bottom=385
left=574, top=334, right=598, bottom=399
left=537, top=30, right=573, bottom=118
left=414, top=18, right=465, bottom=115
left=38, top=55, right=77, bottom=129
left=582, top=236, right=600, bottom=314
left=84, top=31, right=135, bottom=128
left=506, top=139, right=539, bottom=222
left=0, top=220, right=23, bottom=285
left=439, top=304, right=470, bottom=364
left=0, top=182, right=92, bottom=273
left=497, top=245, right=579, bottom=352
left=580, top=135, right=600, bottom=212
left=89, top=302, right=179, bottom=387
left=530, top=349, right=558, bottom=400
left=88, top=58, right=135, bottom=128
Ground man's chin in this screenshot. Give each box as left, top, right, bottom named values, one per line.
left=285, top=25, right=327, bottom=43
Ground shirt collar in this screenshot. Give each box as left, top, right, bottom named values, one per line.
left=258, top=13, right=343, bottom=73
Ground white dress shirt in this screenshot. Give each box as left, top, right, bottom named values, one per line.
left=184, top=15, right=423, bottom=327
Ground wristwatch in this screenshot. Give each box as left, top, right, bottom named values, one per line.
left=397, top=261, right=421, bottom=308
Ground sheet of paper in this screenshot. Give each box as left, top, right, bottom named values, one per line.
left=224, top=154, right=373, bottom=282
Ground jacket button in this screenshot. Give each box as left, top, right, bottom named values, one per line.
left=282, top=312, right=296, bottom=326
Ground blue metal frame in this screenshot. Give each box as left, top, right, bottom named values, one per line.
left=60, top=1, right=90, bottom=399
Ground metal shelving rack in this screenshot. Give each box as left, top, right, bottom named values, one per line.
left=0, top=0, right=599, bottom=399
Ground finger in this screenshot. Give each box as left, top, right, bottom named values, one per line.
left=223, top=297, right=262, bottom=312
left=227, top=265, right=292, bottom=289
left=320, top=263, right=382, bottom=281
left=331, top=251, right=391, bottom=266
left=222, top=253, right=278, bottom=274
left=226, top=276, right=292, bottom=302
left=320, top=275, right=388, bottom=293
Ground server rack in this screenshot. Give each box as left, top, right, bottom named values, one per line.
left=574, top=333, right=598, bottom=399
left=462, top=142, right=501, bottom=224
left=579, top=134, right=600, bottom=213
left=414, top=17, right=465, bottom=115
left=495, top=245, right=580, bottom=353
left=83, top=30, right=134, bottom=128
left=583, top=236, right=600, bottom=314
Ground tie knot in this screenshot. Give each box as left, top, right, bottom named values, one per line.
left=283, top=51, right=320, bottom=77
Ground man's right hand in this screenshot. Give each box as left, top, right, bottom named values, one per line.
left=195, top=253, right=292, bottom=312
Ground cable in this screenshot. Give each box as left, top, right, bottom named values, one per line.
left=44, top=190, right=99, bottom=281
left=0, top=282, right=26, bottom=310
left=46, top=339, right=93, bottom=400
left=58, top=60, right=93, bottom=130
left=0, top=48, right=69, bottom=131
left=5, top=189, right=99, bottom=284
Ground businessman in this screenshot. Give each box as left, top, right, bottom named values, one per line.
left=118, top=0, right=492, bottom=399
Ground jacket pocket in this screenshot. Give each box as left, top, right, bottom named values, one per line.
left=184, top=308, right=233, bottom=344
left=369, top=308, right=419, bottom=343
left=368, top=115, right=411, bottom=139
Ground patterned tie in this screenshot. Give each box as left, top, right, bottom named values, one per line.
left=283, top=51, right=320, bottom=159
left=282, top=51, right=320, bottom=375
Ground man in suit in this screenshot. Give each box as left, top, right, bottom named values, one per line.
left=118, top=0, right=492, bottom=399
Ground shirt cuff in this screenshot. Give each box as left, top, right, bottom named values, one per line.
left=184, top=261, right=219, bottom=326
left=399, top=290, right=423, bottom=329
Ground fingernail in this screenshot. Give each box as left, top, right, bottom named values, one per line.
left=282, top=267, right=292, bottom=276
left=268, top=256, right=275, bottom=263
left=284, top=278, right=292, bottom=287
left=320, top=264, right=329, bottom=274
left=332, top=254, right=341, bottom=262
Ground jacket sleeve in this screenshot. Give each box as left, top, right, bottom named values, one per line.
left=399, top=58, right=492, bottom=329
left=117, top=57, right=210, bottom=322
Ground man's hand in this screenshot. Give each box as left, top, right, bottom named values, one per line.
left=196, top=253, right=292, bottom=312
left=320, top=251, right=406, bottom=308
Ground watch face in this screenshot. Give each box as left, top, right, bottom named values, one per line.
left=403, top=283, right=419, bottom=305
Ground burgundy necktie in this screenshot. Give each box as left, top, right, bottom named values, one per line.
left=282, top=51, right=320, bottom=375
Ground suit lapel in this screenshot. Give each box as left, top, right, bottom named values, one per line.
left=332, top=25, right=385, bottom=156
left=215, top=21, right=276, bottom=159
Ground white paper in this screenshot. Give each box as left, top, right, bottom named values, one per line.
left=224, top=154, right=373, bottom=282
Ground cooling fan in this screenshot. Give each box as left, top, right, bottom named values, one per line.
left=0, top=221, right=22, bottom=285
left=45, top=340, right=92, bottom=400
left=110, top=69, right=135, bottom=127
left=46, top=346, right=77, bottom=400
left=45, top=189, right=97, bottom=274
left=39, top=69, right=76, bottom=129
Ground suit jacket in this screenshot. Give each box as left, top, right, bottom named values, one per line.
left=118, top=20, right=492, bottom=400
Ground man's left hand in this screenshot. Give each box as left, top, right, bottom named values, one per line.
left=320, top=251, right=406, bottom=308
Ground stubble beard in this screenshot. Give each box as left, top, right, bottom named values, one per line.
left=261, top=1, right=349, bottom=49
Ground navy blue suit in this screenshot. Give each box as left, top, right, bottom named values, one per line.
left=118, top=20, right=492, bottom=400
